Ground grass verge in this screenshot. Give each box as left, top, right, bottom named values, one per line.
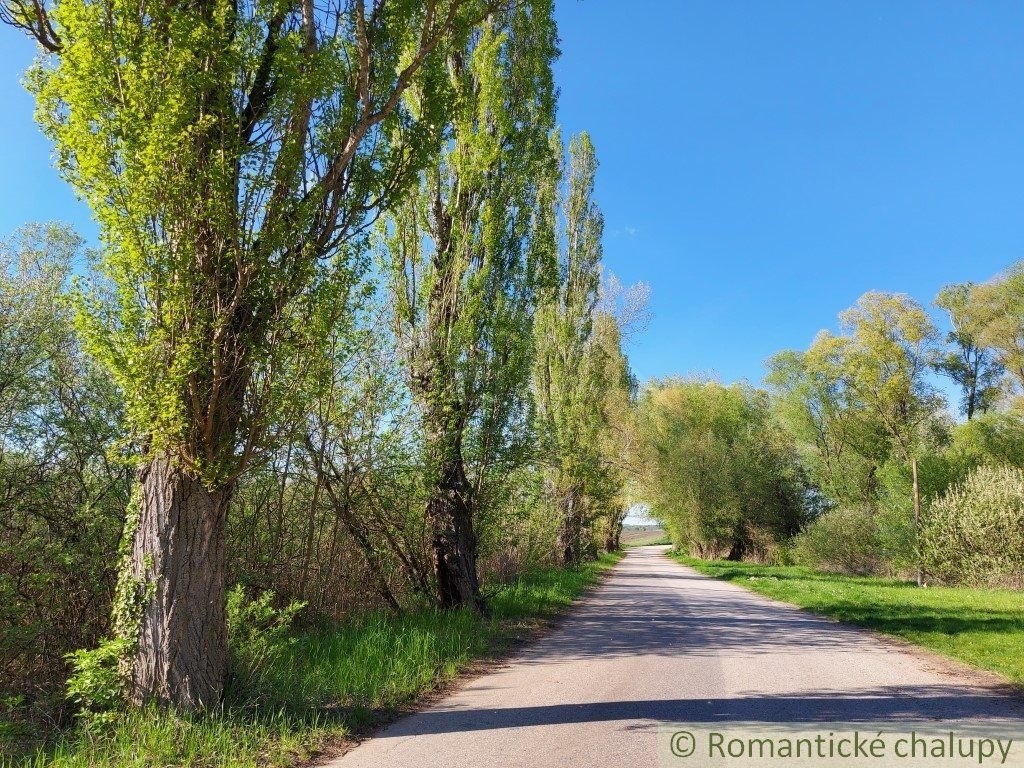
left=4, top=552, right=621, bottom=768
left=674, top=554, right=1024, bottom=686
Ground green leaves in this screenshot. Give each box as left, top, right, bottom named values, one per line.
left=530, top=133, right=632, bottom=558
left=769, top=291, right=944, bottom=520
left=637, top=379, right=806, bottom=558
left=922, top=464, right=1024, bottom=586
left=956, top=263, right=1024, bottom=401
left=64, top=638, right=130, bottom=719
left=382, top=1, right=558, bottom=492
left=0, top=223, right=132, bottom=724
left=22, top=0, right=492, bottom=487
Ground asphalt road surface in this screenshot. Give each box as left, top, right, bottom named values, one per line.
left=328, top=546, right=1024, bottom=768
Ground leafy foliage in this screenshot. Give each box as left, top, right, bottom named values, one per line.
left=0, top=225, right=130, bottom=726
left=63, top=639, right=128, bottom=721
left=922, top=465, right=1024, bottom=587
left=934, top=282, right=1005, bottom=419
left=27, top=0, right=491, bottom=485
left=962, top=262, right=1024, bottom=396
left=225, top=587, right=305, bottom=702
left=637, top=379, right=806, bottom=560
left=532, top=134, right=631, bottom=563
left=792, top=508, right=887, bottom=575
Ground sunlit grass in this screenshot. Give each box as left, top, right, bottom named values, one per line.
left=17, top=708, right=335, bottom=768
left=675, top=554, right=1024, bottom=685
left=3, top=553, right=621, bottom=768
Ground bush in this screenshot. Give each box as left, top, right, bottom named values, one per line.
left=792, top=508, right=886, bottom=575
left=225, top=587, right=305, bottom=703
left=63, top=638, right=129, bottom=721
left=921, top=464, right=1024, bottom=587
left=637, top=379, right=808, bottom=559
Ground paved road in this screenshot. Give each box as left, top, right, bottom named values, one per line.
left=328, top=546, right=1024, bottom=768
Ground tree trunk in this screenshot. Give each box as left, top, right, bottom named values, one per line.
left=726, top=539, right=745, bottom=561
left=604, top=510, right=623, bottom=552
left=558, top=488, right=582, bottom=566
left=426, top=456, right=482, bottom=611
left=125, top=453, right=230, bottom=709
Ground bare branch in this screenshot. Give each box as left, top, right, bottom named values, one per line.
left=1, top=0, right=62, bottom=52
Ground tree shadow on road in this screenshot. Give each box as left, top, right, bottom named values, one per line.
left=380, top=686, right=1024, bottom=737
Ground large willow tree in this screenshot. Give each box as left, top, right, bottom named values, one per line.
left=383, top=1, right=557, bottom=609
left=3, top=0, right=489, bottom=709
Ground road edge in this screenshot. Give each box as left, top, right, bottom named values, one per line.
left=663, top=552, right=1024, bottom=701
left=308, top=550, right=629, bottom=766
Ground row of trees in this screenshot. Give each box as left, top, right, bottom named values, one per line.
left=641, top=268, right=1024, bottom=587
left=1, top=0, right=636, bottom=718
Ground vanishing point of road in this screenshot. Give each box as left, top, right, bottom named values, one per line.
left=329, top=546, right=1024, bottom=768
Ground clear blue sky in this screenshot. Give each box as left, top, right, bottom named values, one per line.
left=3, top=2, right=1024, bottom=385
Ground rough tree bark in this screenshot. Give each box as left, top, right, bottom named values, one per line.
left=557, top=488, right=583, bottom=566
left=126, top=454, right=231, bottom=709
left=409, top=197, right=486, bottom=611
left=424, top=426, right=483, bottom=611
left=408, top=350, right=485, bottom=611
left=604, top=510, right=623, bottom=552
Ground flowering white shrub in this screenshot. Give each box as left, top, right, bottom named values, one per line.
left=922, top=465, right=1024, bottom=587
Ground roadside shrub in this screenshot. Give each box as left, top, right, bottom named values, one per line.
left=792, top=508, right=886, bottom=574
left=63, top=638, right=129, bottom=722
left=873, top=504, right=917, bottom=576
left=226, top=587, right=305, bottom=703
left=769, top=542, right=796, bottom=567
left=921, top=464, right=1024, bottom=587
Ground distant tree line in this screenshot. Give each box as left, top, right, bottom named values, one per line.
left=639, top=271, right=1024, bottom=589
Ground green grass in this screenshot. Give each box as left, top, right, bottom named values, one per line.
left=3, top=553, right=621, bottom=768
left=675, top=554, right=1024, bottom=686
left=623, top=534, right=671, bottom=547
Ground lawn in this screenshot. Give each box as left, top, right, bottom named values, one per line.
left=3, top=553, right=621, bottom=768
left=675, top=554, right=1024, bottom=687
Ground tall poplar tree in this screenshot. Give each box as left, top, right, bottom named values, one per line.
left=533, top=133, right=610, bottom=565
left=591, top=311, right=636, bottom=552
left=4, top=0, right=489, bottom=709
left=383, top=0, right=557, bottom=609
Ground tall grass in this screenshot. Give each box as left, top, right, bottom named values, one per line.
left=3, top=553, right=620, bottom=768
left=268, top=609, right=491, bottom=713
left=16, top=708, right=335, bottom=768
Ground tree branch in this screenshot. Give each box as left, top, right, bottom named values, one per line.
left=1, top=0, right=62, bottom=52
